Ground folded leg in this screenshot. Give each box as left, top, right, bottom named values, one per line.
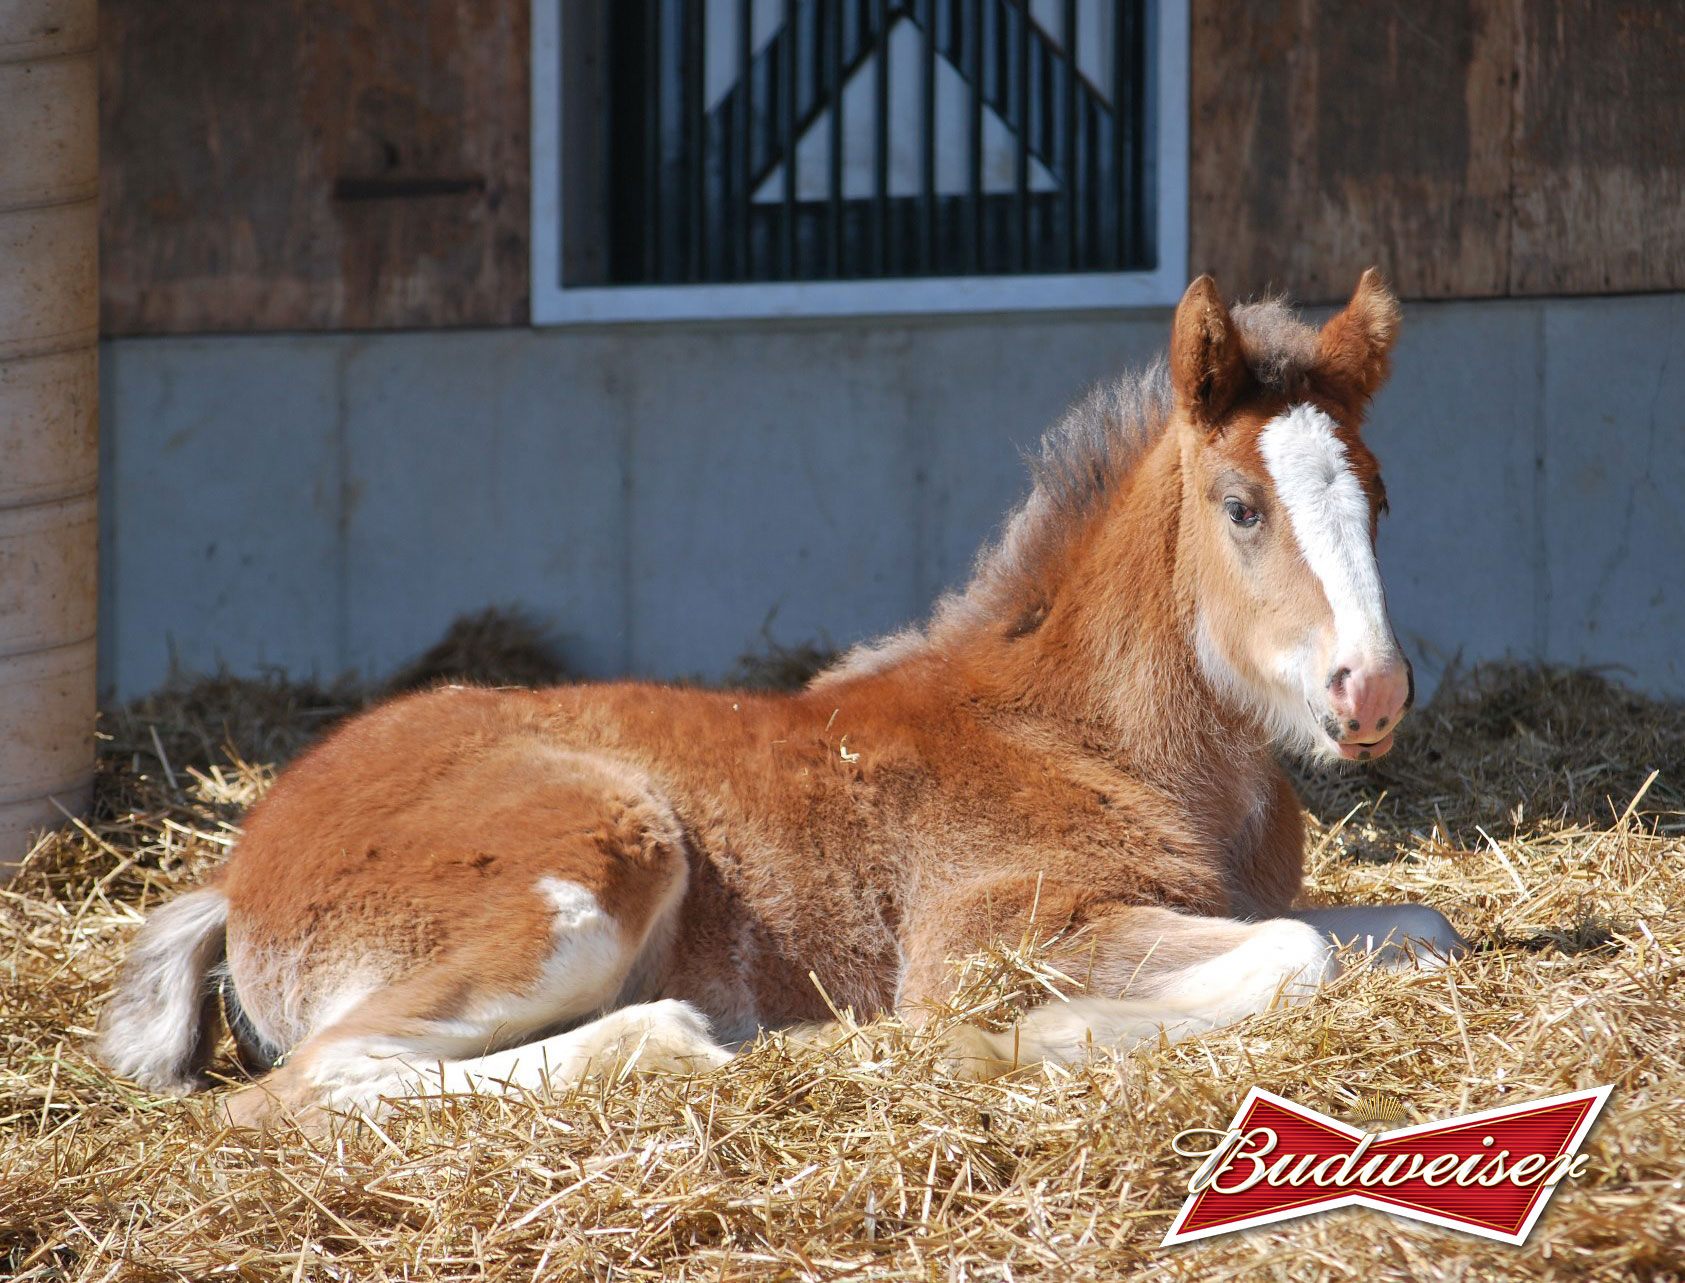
left=1288, top=903, right=1464, bottom=968
left=897, top=877, right=1345, bottom=1074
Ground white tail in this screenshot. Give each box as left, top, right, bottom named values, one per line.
left=95, top=888, right=229, bottom=1094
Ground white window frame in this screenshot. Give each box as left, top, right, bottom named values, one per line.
left=530, top=0, right=1188, bottom=325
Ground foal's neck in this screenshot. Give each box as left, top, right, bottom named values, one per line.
left=966, top=428, right=1270, bottom=792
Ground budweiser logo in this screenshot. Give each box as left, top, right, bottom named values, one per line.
left=1164, top=1085, right=1611, bottom=1246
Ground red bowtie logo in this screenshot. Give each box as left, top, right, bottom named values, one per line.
left=1164, top=1085, right=1611, bottom=1246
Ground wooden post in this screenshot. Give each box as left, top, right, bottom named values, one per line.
left=0, top=0, right=99, bottom=876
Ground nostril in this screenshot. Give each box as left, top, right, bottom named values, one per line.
left=1327, top=667, right=1351, bottom=695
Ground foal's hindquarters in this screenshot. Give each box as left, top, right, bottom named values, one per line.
left=99, top=688, right=738, bottom=1128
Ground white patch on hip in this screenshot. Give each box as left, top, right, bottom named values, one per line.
left=1258, top=405, right=1392, bottom=658
left=484, top=877, right=629, bottom=1025
left=415, top=877, right=634, bottom=1053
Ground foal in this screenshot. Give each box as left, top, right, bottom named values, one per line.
left=98, top=271, right=1461, bottom=1126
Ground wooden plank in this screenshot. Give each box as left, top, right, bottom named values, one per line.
left=1189, top=0, right=1517, bottom=303
left=100, top=0, right=529, bottom=332
left=1510, top=0, right=1685, bottom=295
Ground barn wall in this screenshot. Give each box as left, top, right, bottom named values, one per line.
left=99, top=0, right=529, bottom=333
left=98, top=0, right=1685, bottom=333
left=90, top=3, right=1684, bottom=702
left=1188, top=0, right=1685, bottom=302
left=98, top=291, right=1685, bottom=701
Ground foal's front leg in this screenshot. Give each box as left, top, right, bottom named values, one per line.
left=1288, top=903, right=1465, bottom=969
left=897, top=877, right=1336, bottom=1072
left=897, top=877, right=1459, bottom=1076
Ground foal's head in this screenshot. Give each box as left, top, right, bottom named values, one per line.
left=1170, top=270, right=1410, bottom=762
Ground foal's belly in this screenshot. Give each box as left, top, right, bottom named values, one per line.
left=649, top=838, right=907, bottom=1040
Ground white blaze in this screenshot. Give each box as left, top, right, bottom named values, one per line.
left=1257, top=405, right=1393, bottom=659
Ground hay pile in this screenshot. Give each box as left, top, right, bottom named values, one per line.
left=3, top=660, right=1683, bottom=1281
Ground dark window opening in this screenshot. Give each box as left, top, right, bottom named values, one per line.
left=574, top=0, right=1156, bottom=287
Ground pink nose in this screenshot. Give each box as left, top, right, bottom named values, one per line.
left=1325, top=655, right=1413, bottom=758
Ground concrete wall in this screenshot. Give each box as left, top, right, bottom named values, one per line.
left=99, top=292, right=1685, bottom=702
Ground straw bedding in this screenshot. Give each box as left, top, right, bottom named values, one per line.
left=3, top=648, right=1683, bottom=1281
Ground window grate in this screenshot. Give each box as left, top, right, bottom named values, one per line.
left=599, top=0, right=1155, bottom=287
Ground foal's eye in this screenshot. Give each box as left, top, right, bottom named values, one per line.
left=1224, top=498, right=1261, bottom=528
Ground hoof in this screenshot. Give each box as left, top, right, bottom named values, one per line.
left=219, top=1083, right=289, bottom=1131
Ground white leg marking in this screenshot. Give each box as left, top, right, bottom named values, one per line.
left=298, top=1001, right=732, bottom=1119
left=277, top=999, right=732, bottom=1118
left=292, top=877, right=702, bottom=1118
left=958, top=919, right=1341, bottom=1074
left=1146, top=918, right=1338, bottom=1020
left=365, top=877, right=637, bottom=1058
left=402, top=1000, right=731, bottom=1098
left=444, top=877, right=632, bottom=1042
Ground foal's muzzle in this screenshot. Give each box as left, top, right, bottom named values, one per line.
left=1322, top=654, right=1412, bottom=761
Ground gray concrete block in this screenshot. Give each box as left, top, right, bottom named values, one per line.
left=94, top=294, right=1685, bottom=703
left=622, top=323, right=925, bottom=678
left=1541, top=294, right=1685, bottom=690
left=99, top=338, right=341, bottom=697
left=1366, top=299, right=1545, bottom=699
left=915, top=310, right=1172, bottom=600
left=341, top=331, right=629, bottom=681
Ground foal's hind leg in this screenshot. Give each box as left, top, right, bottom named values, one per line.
left=226, top=988, right=728, bottom=1132
left=221, top=756, right=707, bottom=1130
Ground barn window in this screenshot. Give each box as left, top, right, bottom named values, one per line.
left=532, top=1, right=1188, bottom=323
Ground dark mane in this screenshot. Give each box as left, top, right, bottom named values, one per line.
left=934, top=297, right=1321, bottom=641
left=813, top=298, right=1322, bottom=681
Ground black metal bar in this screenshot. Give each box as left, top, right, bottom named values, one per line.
left=1013, top=0, right=1029, bottom=271
left=615, top=0, right=1146, bottom=285
left=1118, top=0, right=1132, bottom=269
left=1036, top=17, right=1052, bottom=167
left=967, top=0, right=983, bottom=272
left=781, top=0, right=797, bottom=278
left=873, top=0, right=889, bottom=275
left=736, top=0, right=753, bottom=277
left=828, top=0, right=845, bottom=276
left=685, top=0, right=706, bottom=280
left=1128, top=0, right=1148, bottom=266
left=729, top=0, right=1098, bottom=196
left=1062, top=0, right=1077, bottom=270
left=1083, top=94, right=1096, bottom=268
left=920, top=0, right=936, bottom=272
left=736, top=4, right=885, bottom=192
left=644, top=0, right=662, bottom=280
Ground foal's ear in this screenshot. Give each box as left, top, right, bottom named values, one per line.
left=1317, top=268, right=1401, bottom=404
left=1170, top=276, right=1249, bottom=428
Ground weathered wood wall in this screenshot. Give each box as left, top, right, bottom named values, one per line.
left=98, top=0, right=1682, bottom=331
left=1190, top=0, right=1685, bottom=302
left=99, top=0, right=528, bottom=333
left=1508, top=0, right=1685, bottom=295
